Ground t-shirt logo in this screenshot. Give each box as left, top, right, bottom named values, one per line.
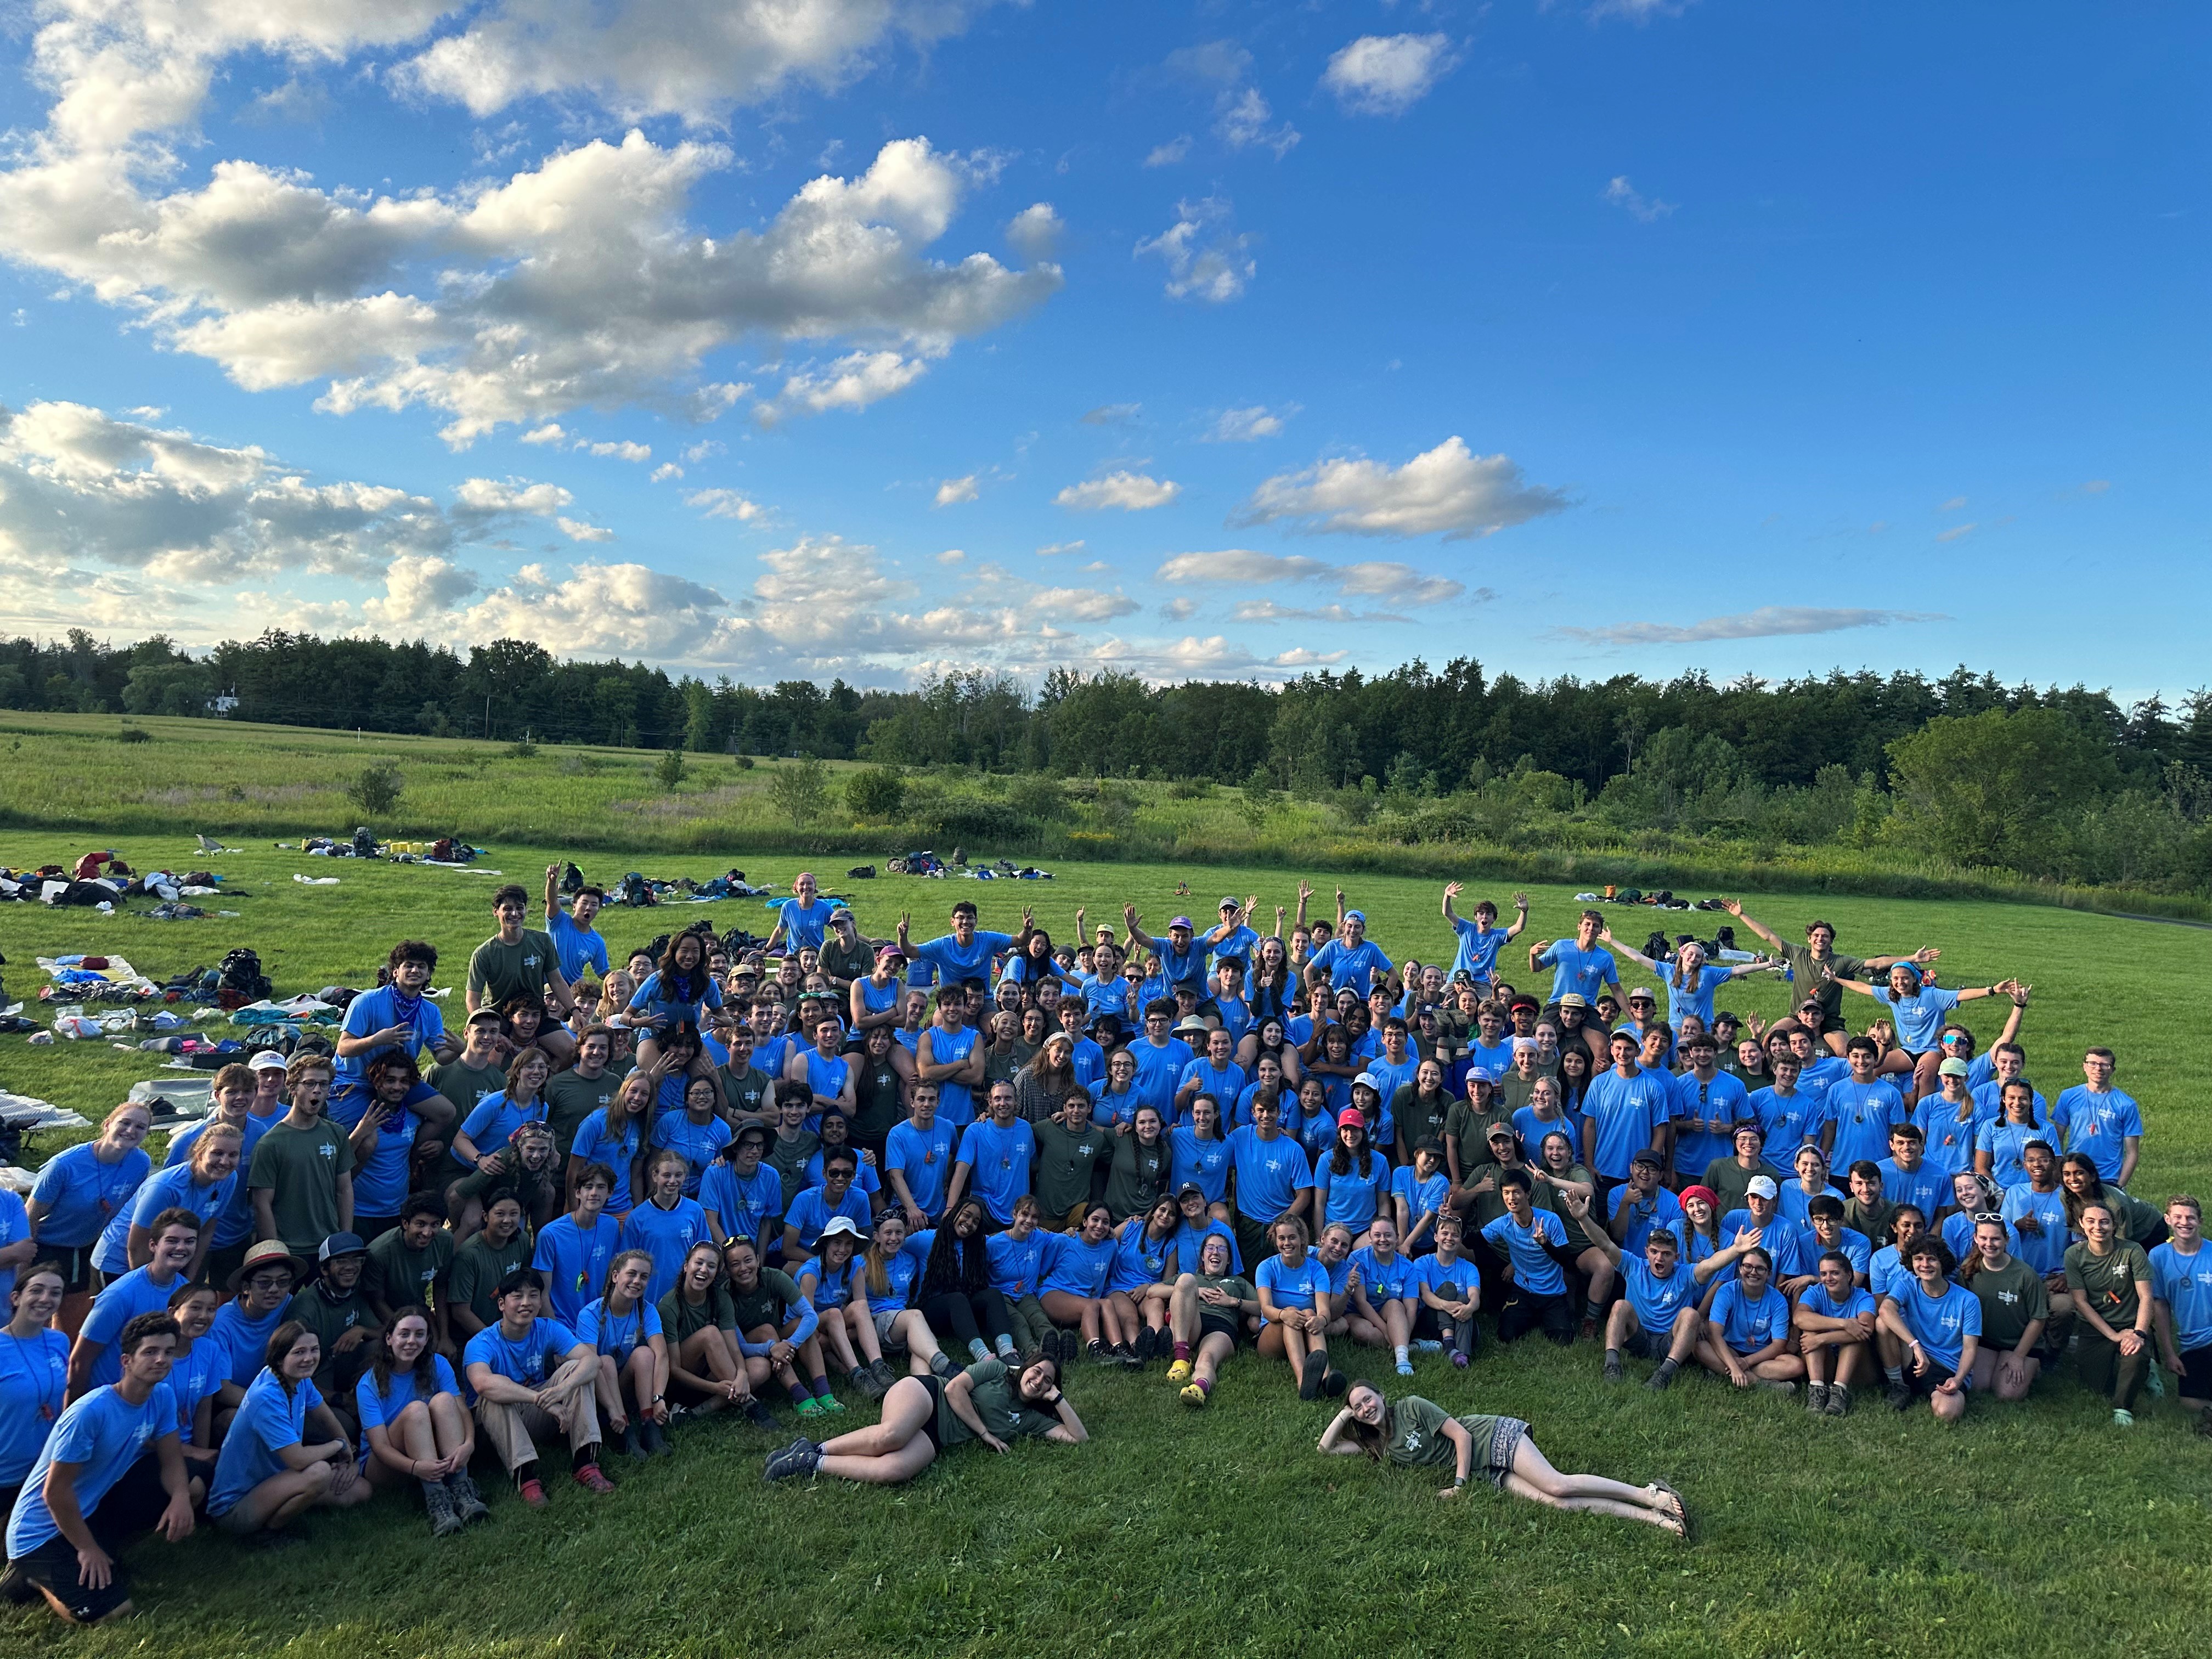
left=1403, top=1430, right=1425, bottom=1451
left=318, top=1143, right=336, bottom=1161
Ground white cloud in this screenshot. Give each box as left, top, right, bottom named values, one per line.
left=1081, top=403, right=1142, bottom=425
left=453, top=477, right=575, bottom=518
left=363, top=554, right=480, bottom=624
left=1215, top=87, right=1300, bottom=157
left=1237, top=437, right=1566, bottom=539
left=456, top=560, right=737, bottom=659
left=934, top=475, right=980, bottom=506
left=1205, top=404, right=1296, bottom=442
left=520, top=424, right=567, bottom=446
left=1006, top=204, right=1063, bottom=259
left=757, top=347, right=939, bottom=424
left=1602, top=176, right=1677, bottom=223
left=685, top=488, right=764, bottom=521
left=1322, top=34, right=1460, bottom=115
left=1145, top=137, right=1192, bottom=168
left=1056, top=471, right=1181, bottom=512
left=1591, top=0, right=1690, bottom=19
left=1231, top=600, right=1410, bottom=624
left=1558, top=607, right=1944, bottom=647
left=557, top=516, right=616, bottom=541
left=1156, top=548, right=1465, bottom=605
left=681, top=440, right=725, bottom=464
left=1165, top=40, right=1297, bottom=157
left=936, top=548, right=966, bottom=564
left=650, top=462, right=684, bottom=482
left=1136, top=196, right=1254, bottom=303
left=1939, top=495, right=1968, bottom=511
left=579, top=439, right=652, bottom=462
left=1936, top=522, right=1977, bottom=543
left=1036, top=540, right=1085, bottom=556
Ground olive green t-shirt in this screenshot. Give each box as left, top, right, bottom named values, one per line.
left=718, top=1063, right=777, bottom=1124
left=362, top=1226, right=454, bottom=1316
left=934, top=1358, right=1058, bottom=1449
left=1701, top=1156, right=1764, bottom=1220
left=1103, top=1135, right=1169, bottom=1222
left=247, top=1116, right=358, bottom=1257
left=428, top=1057, right=507, bottom=1117
left=1191, top=1273, right=1254, bottom=1324
left=1779, top=945, right=1866, bottom=1025
left=1384, top=1395, right=1507, bottom=1471
left=767, top=1131, right=821, bottom=1211
left=2064, top=1239, right=2152, bottom=1329
left=283, top=1281, right=380, bottom=1398
left=1967, top=1254, right=2051, bottom=1350
left=849, top=1058, right=907, bottom=1146
left=1391, top=1086, right=1451, bottom=1154
left=449, top=1226, right=535, bottom=1330
left=726, top=1268, right=804, bottom=1340
left=659, top=1282, right=740, bottom=1345
left=543, top=1069, right=618, bottom=1160
left=1032, top=1118, right=1111, bottom=1218
left=1443, top=1103, right=1513, bottom=1177
left=468, top=930, right=562, bottom=1007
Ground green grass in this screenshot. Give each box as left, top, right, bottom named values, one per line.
left=2, top=831, right=2209, bottom=1656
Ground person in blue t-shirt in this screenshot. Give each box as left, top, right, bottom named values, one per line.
left=2052, top=1047, right=2144, bottom=1188
left=356, top=1305, right=482, bottom=1532
left=462, top=1268, right=605, bottom=1503
left=1481, top=1172, right=1575, bottom=1345
left=1530, top=912, right=1622, bottom=1057
left=1564, top=1189, right=1743, bottom=1389
left=3, top=1311, right=195, bottom=1627
left=949, top=1082, right=1036, bottom=1227
left=2150, top=1195, right=2212, bottom=1432
left=626, top=933, right=725, bottom=1082
left=1255, top=1215, right=1346, bottom=1401
left=1308, top=910, right=1394, bottom=998
left=543, top=867, right=612, bottom=985
left=899, top=901, right=1018, bottom=991
left=1821, top=1038, right=1910, bottom=1172
left=70, top=1211, right=201, bottom=1395
left=1835, top=961, right=2020, bottom=1103
left=1875, top=1236, right=1981, bottom=1420
left=765, top=871, right=835, bottom=957
left=330, top=942, right=460, bottom=1148
left=533, top=1167, right=623, bottom=1328
left=1441, top=884, right=1527, bottom=987
left=206, top=1319, right=373, bottom=1534
left=1793, top=1249, right=1878, bottom=1415
left=1582, top=1031, right=1669, bottom=1184
left=1695, top=1246, right=1804, bottom=1391
left=1341, top=1214, right=1423, bottom=1374
left=577, top=1249, right=670, bottom=1462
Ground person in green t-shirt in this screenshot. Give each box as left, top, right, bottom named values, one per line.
left=1166, top=1231, right=1256, bottom=1409
left=362, top=1195, right=458, bottom=1357
left=1032, top=1093, right=1111, bottom=1223
left=844, top=1025, right=906, bottom=1153
left=715, top=1026, right=778, bottom=1127
left=2064, top=1202, right=2155, bottom=1424
left=763, top=1355, right=1087, bottom=1485
left=283, top=1233, right=381, bottom=1430
left=543, top=1026, right=620, bottom=1159
left=1718, top=901, right=1936, bottom=1053
left=447, top=1194, right=534, bottom=1340
left=430, top=1011, right=511, bottom=1119
left=1961, top=1215, right=2050, bottom=1401
left=249, top=1054, right=358, bottom=1259
left=1319, top=1380, right=1686, bottom=1533
left=467, top=883, right=576, bottom=1063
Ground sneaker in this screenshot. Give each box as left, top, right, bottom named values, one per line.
left=518, top=1477, right=549, bottom=1510
left=641, top=1419, right=670, bottom=1457
left=1646, top=1365, right=1674, bottom=1392
left=1180, top=1383, right=1208, bottom=1409
left=1166, top=1358, right=1194, bottom=1384
left=1411, top=1339, right=1442, bottom=1355
left=0, top=1565, right=36, bottom=1606
left=763, top=1438, right=822, bottom=1482
left=447, top=1473, right=491, bottom=1524
left=1133, top=1327, right=1159, bottom=1365
left=850, top=1365, right=887, bottom=1402
left=1805, top=1382, right=1830, bottom=1414
left=873, top=1357, right=906, bottom=1391
left=425, top=1481, right=464, bottom=1537
left=2113, top=1408, right=2135, bottom=1429
left=573, top=1463, right=617, bottom=1494
left=1299, top=1350, right=1329, bottom=1401
left=743, top=1397, right=780, bottom=1428
left=620, top=1422, right=647, bottom=1462
left=1886, top=1380, right=1912, bottom=1412
left=1113, top=1342, right=1141, bottom=1367
left=1825, top=1384, right=1852, bottom=1417
left=1755, top=1379, right=1796, bottom=1395
left=1322, top=1369, right=1347, bottom=1398
left=1603, top=1354, right=1624, bottom=1385
left=1396, top=1359, right=1415, bottom=1377
left=926, top=1351, right=954, bottom=1379
left=1451, top=1351, right=1470, bottom=1370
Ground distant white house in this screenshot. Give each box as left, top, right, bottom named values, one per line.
left=208, top=688, right=240, bottom=715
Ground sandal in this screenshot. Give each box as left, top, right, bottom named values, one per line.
left=1650, top=1480, right=1691, bottom=1541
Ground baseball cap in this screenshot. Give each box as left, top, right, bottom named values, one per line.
left=1220, top=896, right=1240, bottom=911
left=1627, top=988, right=1656, bottom=1003
left=1486, top=1123, right=1516, bottom=1142
left=1336, top=1107, right=1367, bottom=1128
left=818, top=1216, right=866, bottom=1242
left=248, top=1050, right=289, bottom=1072
left=1746, top=1175, right=1780, bottom=1199
left=318, top=1232, right=368, bottom=1262
left=1169, top=916, right=1194, bottom=931
left=1350, top=1071, right=1380, bottom=1093
left=877, top=943, right=906, bottom=961
left=1345, top=909, right=1366, bottom=924
left=1466, top=1068, right=1496, bottom=1089
left=1629, top=1149, right=1663, bottom=1169
left=1176, top=1181, right=1205, bottom=1199
left=1558, top=993, right=1589, bottom=1009
left=1938, top=1057, right=1971, bottom=1077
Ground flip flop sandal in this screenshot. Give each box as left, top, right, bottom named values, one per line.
left=1651, top=1480, right=1691, bottom=1541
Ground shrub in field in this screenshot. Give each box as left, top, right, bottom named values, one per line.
left=656, top=748, right=687, bottom=791
left=845, top=766, right=906, bottom=821
left=1008, top=774, right=1066, bottom=822
left=346, top=762, right=404, bottom=816
left=770, top=756, right=830, bottom=826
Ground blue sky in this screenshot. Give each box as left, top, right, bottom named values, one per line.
left=0, top=1, right=2203, bottom=695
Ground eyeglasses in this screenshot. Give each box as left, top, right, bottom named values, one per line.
left=1941, top=1034, right=1971, bottom=1045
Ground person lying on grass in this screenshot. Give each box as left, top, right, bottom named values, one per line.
left=761, top=1354, right=1085, bottom=1486
left=1318, top=1379, right=1688, bottom=1534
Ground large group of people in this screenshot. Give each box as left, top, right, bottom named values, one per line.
left=2, top=869, right=2200, bottom=1622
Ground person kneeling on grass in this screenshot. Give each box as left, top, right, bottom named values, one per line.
left=206, top=1321, right=374, bottom=1535
left=1694, top=1245, right=1805, bottom=1394
left=357, top=1306, right=486, bottom=1534
left=2, top=1312, right=195, bottom=1627
left=578, top=1250, right=671, bottom=1462
left=1481, top=1171, right=1577, bottom=1347
left=2064, top=1200, right=2155, bottom=1429
left=1166, top=1232, right=1259, bottom=1407
left=463, top=1268, right=608, bottom=1505
left=1562, top=1191, right=1737, bottom=1390
left=763, top=1355, right=1086, bottom=1485
left=1318, top=1380, right=1687, bottom=1535
left=1875, top=1237, right=1980, bottom=1421
left=1793, top=1250, right=1877, bottom=1416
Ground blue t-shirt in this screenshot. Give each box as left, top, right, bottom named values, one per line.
left=29, top=1142, right=150, bottom=1249
left=335, top=985, right=447, bottom=1085
left=354, top=1354, right=460, bottom=1465
left=1039, top=1230, right=1116, bottom=1299
left=772, top=897, right=835, bottom=954
left=80, top=1267, right=187, bottom=1387
left=548, top=909, right=611, bottom=983
left=860, top=1237, right=929, bottom=1314
left=798, top=1255, right=860, bottom=1312
left=1976, top=1119, right=2051, bottom=1192
left=1481, top=1210, right=1568, bottom=1297
left=621, top=1198, right=709, bottom=1304
left=783, top=1185, right=872, bottom=1251
left=465, top=1317, right=583, bottom=1391
left=957, top=1118, right=1037, bottom=1223
left=650, top=1113, right=733, bottom=1195
left=532, top=1213, right=623, bottom=1325
left=698, top=1161, right=783, bottom=1244
left=1889, top=1278, right=1982, bottom=1371
left=1415, top=1252, right=1477, bottom=1300
left=1748, top=1087, right=1820, bottom=1173
left=1448, top=918, right=1513, bottom=982
left=209, top=1300, right=289, bottom=1388
left=1537, top=941, right=1617, bottom=1004
left=1805, top=1225, right=1873, bottom=1279
left=2151, top=1242, right=2212, bottom=1353
left=577, top=1297, right=663, bottom=1364
left=2052, top=1086, right=2143, bottom=1183
left=7, top=1381, right=176, bottom=1555
left=1128, top=1038, right=1194, bottom=1118
left=1255, top=1251, right=1333, bottom=1319
left=1312, top=938, right=1393, bottom=996
left=1870, top=984, right=1962, bottom=1052
left=1510, top=1109, right=1582, bottom=1167
left=165, top=1338, right=228, bottom=1448
left=1913, top=1098, right=1982, bottom=1181
left=0, top=1328, right=71, bottom=1485
left=1609, top=1185, right=1685, bottom=1255
left=1210, top=922, right=1260, bottom=972
left=1348, top=1244, right=1421, bottom=1305
left=1668, top=1069, right=1752, bottom=1177
left=1709, top=1279, right=1792, bottom=1352
left=628, top=970, right=724, bottom=1030
left=911, top=930, right=1015, bottom=986
left=1878, top=1158, right=1949, bottom=1220
left=1718, top=1207, right=1810, bottom=1280
left=1312, top=1148, right=1391, bottom=1230
left=1177, top=1059, right=1250, bottom=1120
left=569, top=1110, right=643, bottom=1212
left=1171, top=1219, right=1242, bottom=1277
left=2000, top=1182, right=2069, bottom=1276
left=1659, top=964, right=1740, bottom=1032
left=1584, top=1068, right=1670, bottom=1178
left=207, top=1370, right=318, bottom=1518
left=1364, top=1053, right=1421, bottom=1110
left=1108, top=1223, right=1176, bottom=1295
left=1621, top=1257, right=1696, bottom=1333
left=985, top=1229, right=1051, bottom=1296
left=919, top=1024, right=983, bottom=1128
left=1168, top=1127, right=1233, bottom=1205
left=1077, top=975, right=1133, bottom=1023
left=456, top=1090, right=550, bottom=1166
left=1389, top=1166, right=1451, bottom=1245
left=94, top=1160, right=235, bottom=1274
left=886, top=1119, right=960, bottom=1220
left=1226, top=1127, right=1314, bottom=1221
left=165, top=1114, right=277, bottom=1249
left=1798, top=1281, right=1877, bottom=1323
left=1821, top=1079, right=1908, bottom=1171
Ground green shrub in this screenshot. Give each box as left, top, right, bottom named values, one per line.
left=845, top=766, right=907, bottom=820
left=346, top=762, right=404, bottom=816
left=655, top=749, right=687, bottom=791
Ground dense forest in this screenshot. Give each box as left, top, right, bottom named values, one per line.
left=8, top=628, right=2212, bottom=895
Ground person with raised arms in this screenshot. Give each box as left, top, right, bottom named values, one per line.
left=1441, top=885, right=1528, bottom=991
left=900, top=900, right=1019, bottom=997
left=1793, top=1249, right=1878, bottom=1416
left=1564, top=1189, right=1737, bottom=1390
left=331, top=940, right=461, bottom=1158
left=543, top=866, right=611, bottom=988
left=1833, top=962, right=2021, bottom=1103
left=1318, top=1379, right=1686, bottom=1533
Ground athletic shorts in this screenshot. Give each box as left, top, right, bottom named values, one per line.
left=41, top=1244, right=97, bottom=1295
left=4, top=1532, right=134, bottom=1622
left=871, top=1307, right=905, bottom=1346
left=1621, top=1325, right=1674, bottom=1361
left=1908, top=1362, right=1967, bottom=1396
left=1198, top=1313, right=1242, bottom=1348
left=918, top=1374, right=946, bottom=1449
left=2177, top=1345, right=2212, bottom=1404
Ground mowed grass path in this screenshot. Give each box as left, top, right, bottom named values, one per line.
left=1, top=833, right=2208, bottom=1658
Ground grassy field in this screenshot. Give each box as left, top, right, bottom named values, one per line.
left=2, top=828, right=2209, bottom=1657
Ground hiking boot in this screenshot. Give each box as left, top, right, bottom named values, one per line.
left=1646, top=1364, right=1675, bottom=1392
left=1603, top=1353, right=1624, bottom=1384
left=446, top=1472, right=490, bottom=1524
left=641, top=1418, right=670, bottom=1457
left=1578, top=1317, right=1600, bottom=1344
left=874, top=1357, right=907, bottom=1390
left=621, top=1422, right=647, bottom=1462
left=850, top=1364, right=887, bottom=1402
left=764, top=1438, right=822, bottom=1482
left=425, top=1480, right=465, bottom=1537
left=573, top=1463, right=616, bottom=1494
left=926, top=1351, right=955, bottom=1380
left=1886, top=1380, right=1913, bottom=1412
left=1825, top=1384, right=1852, bottom=1418
left=1805, top=1382, right=1830, bottom=1414
left=743, top=1397, right=780, bottom=1429
left=1133, top=1327, right=1159, bottom=1365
